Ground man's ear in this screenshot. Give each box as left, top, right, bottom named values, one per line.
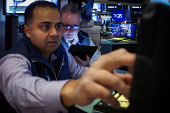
left=24, top=25, right=31, bottom=38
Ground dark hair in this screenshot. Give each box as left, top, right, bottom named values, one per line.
left=24, top=1, right=58, bottom=26
left=61, top=4, right=81, bottom=20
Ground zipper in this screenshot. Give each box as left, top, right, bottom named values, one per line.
left=45, top=69, right=50, bottom=81
left=32, top=60, right=58, bottom=80
left=57, top=56, right=64, bottom=79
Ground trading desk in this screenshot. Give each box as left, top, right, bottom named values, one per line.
left=100, top=38, right=137, bottom=55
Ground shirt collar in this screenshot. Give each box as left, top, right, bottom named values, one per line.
left=50, top=53, right=58, bottom=64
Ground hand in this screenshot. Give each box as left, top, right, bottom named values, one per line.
left=74, top=55, right=90, bottom=67
left=61, top=48, right=136, bottom=109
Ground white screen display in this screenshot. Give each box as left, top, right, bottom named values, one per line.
left=5, top=0, right=58, bottom=14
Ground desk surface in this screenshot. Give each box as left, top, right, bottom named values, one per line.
left=101, top=39, right=137, bottom=45
left=75, top=99, right=101, bottom=113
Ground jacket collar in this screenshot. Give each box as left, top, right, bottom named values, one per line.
left=22, top=34, right=59, bottom=67
left=77, top=30, right=85, bottom=45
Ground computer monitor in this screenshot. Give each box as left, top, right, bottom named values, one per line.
left=92, top=3, right=101, bottom=12
left=82, top=1, right=94, bottom=20
left=110, top=23, right=121, bottom=36
left=102, top=4, right=122, bottom=12
left=111, top=10, right=125, bottom=22
left=3, top=0, right=58, bottom=15
left=120, top=23, right=136, bottom=40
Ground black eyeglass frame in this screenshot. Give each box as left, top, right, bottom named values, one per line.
left=62, top=23, right=80, bottom=30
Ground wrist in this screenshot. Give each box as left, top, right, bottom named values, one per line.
left=60, top=80, right=79, bottom=107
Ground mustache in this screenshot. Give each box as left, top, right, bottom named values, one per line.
left=65, top=33, right=75, bottom=35
left=48, top=36, right=59, bottom=42
left=48, top=40, right=58, bottom=43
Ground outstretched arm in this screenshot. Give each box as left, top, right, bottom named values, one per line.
left=61, top=48, right=136, bottom=108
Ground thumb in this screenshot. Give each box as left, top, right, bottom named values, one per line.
left=85, top=55, right=90, bottom=61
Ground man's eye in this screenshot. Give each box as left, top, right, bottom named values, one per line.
left=43, top=25, right=49, bottom=29
left=56, top=25, right=62, bottom=29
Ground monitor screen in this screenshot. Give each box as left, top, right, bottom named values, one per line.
left=86, top=3, right=93, bottom=16
left=82, top=3, right=93, bottom=20
left=150, top=0, right=170, bottom=6
left=125, top=9, right=132, bottom=22
left=4, top=0, right=58, bottom=15
left=102, top=4, right=122, bottom=12
left=92, top=3, right=101, bottom=12
left=111, top=10, right=125, bottom=22
left=110, top=23, right=121, bottom=36
left=92, top=13, right=98, bottom=21
left=120, top=23, right=136, bottom=40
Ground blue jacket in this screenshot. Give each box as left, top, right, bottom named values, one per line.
left=61, top=30, right=90, bottom=50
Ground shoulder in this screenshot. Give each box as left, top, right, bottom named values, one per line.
left=2, top=45, right=31, bottom=61
left=0, top=54, right=31, bottom=71
left=78, top=30, right=89, bottom=37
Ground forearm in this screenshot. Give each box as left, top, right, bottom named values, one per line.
left=6, top=78, right=69, bottom=113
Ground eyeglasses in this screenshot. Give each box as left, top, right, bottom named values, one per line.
left=62, top=24, right=80, bottom=30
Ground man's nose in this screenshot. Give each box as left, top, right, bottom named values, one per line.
left=68, top=27, right=74, bottom=32
left=50, top=27, right=58, bottom=36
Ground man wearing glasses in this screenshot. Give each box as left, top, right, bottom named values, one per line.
left=61, top=4, right=101, bottom=67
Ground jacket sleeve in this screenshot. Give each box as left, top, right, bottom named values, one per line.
left=66, top=51, right=87, bottom=79
left=0, top=54, right=69, bottom=113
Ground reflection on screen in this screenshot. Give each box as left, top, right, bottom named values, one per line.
left=110, top=23, right=121, bottom=36
left=121, top=23, right=136, bottom=40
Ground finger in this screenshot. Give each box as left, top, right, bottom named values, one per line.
left=85, top=69, right=130, bottom=99
left=74, top=56, right=81, bottom=64
left=104, top=97, right=120, bottom=109
left=78, top=78, right=120, bottom=108
left=74, top=55, right=83, bottom=64
left=75, top=55, right=83, bottom=63
left=91, top=48, right=136, bottom=72
left=74, top=55, right=81, bottom=61
left=114, top=73, right=133, bottom=86
left=128, top=66, right=134, bottom=75
left=85, top=55, right=90, bottom=61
